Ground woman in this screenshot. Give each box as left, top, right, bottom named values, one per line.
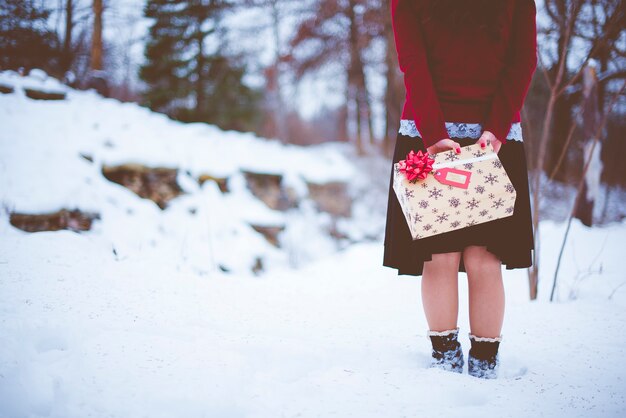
left=383, top=0, right=537, bottom=379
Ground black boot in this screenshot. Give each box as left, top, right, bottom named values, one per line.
left=427, top=327, right=464, bottom=373
left=467, top=333, right=502, bottom=379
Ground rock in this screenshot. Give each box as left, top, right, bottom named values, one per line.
left=250, top=224, right=285, bottom=248
left=252, top=257, right=264, bottom=275
left=198, top=174, right=229, bottom=193
left=86, top=71, right=110, bottom=97
left=241, top=170, right=298, bottom=211
left=0, top=84, right=13, bottom=94
left=102, top=163, right=183, bottom=209
left=23, top=88, right=66, bottom=101
left=328, top=220, right=351, bottom=241
left=10, top=209, right=100, bottom=232
left=306, top=181, right=352, bottom=217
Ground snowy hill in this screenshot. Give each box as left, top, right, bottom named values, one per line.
left=1, top=70, right=625, bottom=417
left=0, top=70, right=384, bottom=276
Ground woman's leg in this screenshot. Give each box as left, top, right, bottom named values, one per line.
left=421, top=251, right=462, bottom=331
left=463, top=245, right=505, bottom=338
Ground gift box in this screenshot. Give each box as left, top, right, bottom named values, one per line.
left=392, top=142, right=517, bottom=240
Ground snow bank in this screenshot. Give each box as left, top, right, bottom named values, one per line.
left=0, top=70, right=366, bottom=275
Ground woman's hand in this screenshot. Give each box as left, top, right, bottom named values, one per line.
left=426, top=138, right=461, bottom=156
left=476, top=130, right=503, bottom=153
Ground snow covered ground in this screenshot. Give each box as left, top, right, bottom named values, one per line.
left=1, top=219, right=625, bottom=417
left=1, top=71, right=625, bottom=417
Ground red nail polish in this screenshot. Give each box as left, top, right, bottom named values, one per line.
left=456, top=148, right=461, bottom=153
left=481, top=143, right=485, bottom=148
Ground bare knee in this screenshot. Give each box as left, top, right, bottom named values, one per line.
left=424, top=251, right=462, bottom=273
left=463, top=245, right=501, bottom=274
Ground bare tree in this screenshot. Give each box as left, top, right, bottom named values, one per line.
left=90, top=0, right=103, bottom=71
left=286, top=0, right=379, bottom=154
left=380, top=0, right=403, bottom=156
left=528, top=0, right=625, bottom=300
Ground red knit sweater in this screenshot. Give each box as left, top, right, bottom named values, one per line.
left=391, top=0, right=538, bottom=148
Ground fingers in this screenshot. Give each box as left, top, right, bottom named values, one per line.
left=427, top=138, right=461, bottom=155
left=493, top=141, right=502, bottom=154
left=442, top=139, right=461, bottom=153
left=478, top=131, right=498, bottom=150
left=477, top=136, right=489, bottom=149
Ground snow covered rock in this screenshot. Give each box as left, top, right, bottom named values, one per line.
left=9, top=209, right=100, bottom=232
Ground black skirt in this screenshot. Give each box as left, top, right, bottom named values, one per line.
left=382, top=131, right=535, bottom=277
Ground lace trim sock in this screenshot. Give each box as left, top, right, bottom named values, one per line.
left=426, top=327, right=460, bottom=338
left=468, top=333, right=503, bottom=343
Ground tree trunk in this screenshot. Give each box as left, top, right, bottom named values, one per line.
left=347, top=0, right=363, bottom=155
left=90, top=0, right=103, bottom=71
left=573, top=64, right=602, bottom=226
left=382, top=0, right=402, bottom=157
left=270, top=0, right=288, bottom=143
left=195, top=21, right=206, bottom=119
left=62, top=0, right=74, bottom=73
left=546, top=0, right=571, bottom=180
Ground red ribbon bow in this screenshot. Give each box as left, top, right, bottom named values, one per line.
left=398, top=150, right=435, bottom=181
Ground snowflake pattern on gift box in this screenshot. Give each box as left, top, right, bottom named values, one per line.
left=473, top=150, right=487, bottom=158
left=488, top=193, right=495, bottom=199
left=492, top=160, right=503, bottom=169
left=436, top=213, right=449, bottom=224
left=506, top=206, right=514, bottom=214
left=475, top=185, right=486, bottom=194
left=445, top=151, right=460, bottom=162
left=413, top=213, right=423, bottom=223
left=479, top=209, right=489, bottom=217
left=447, top=185, right=454, bottom=190
left=466, top=198, right=480, bottom=210
left=429, top=186, right=443, bottom=200
left=418, top=199, right=429, bottom=209
left=492, top=198, right=505, bottom=209
left=448, top=197, right=461, bottom=208
left=466, top=220, right=477, bottom=227
left=484, top=173, right=499, bottom=185
left=404, top=188, right=415, bottom=199
left=423, top=224, right=433, bottom=231
left=477, top=169, right=484, bottom=174
left=505, top=183, right=515, bottom=193
left=420, top=182, right=428, bottom=189
left=455, top=210, right=461, bottom=215
left=450, top=220, right=461, bottom=228
left=463, top=162, right=474, bottom=170
left=432, top=207, right=439, bottom=213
